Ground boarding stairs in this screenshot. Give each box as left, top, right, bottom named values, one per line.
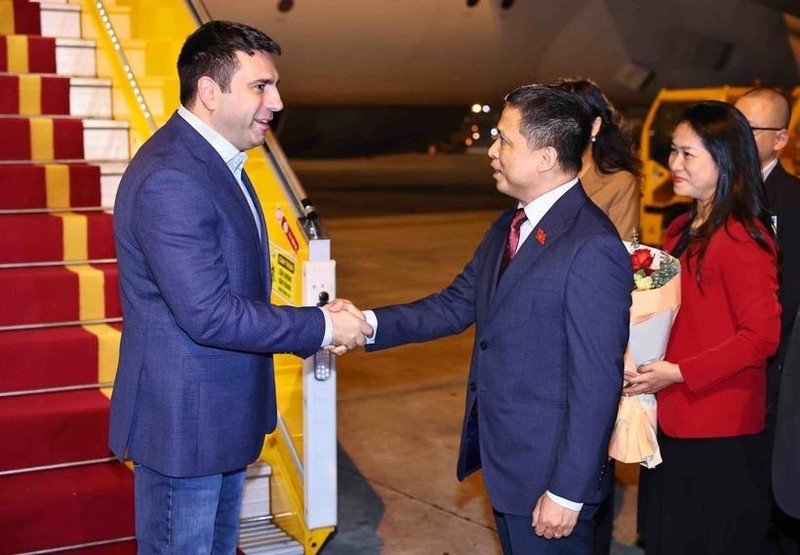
left=0, top=1, right=318, bottom=553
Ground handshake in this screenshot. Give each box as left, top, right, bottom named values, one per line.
left=323, top=298, right=373, bottom=355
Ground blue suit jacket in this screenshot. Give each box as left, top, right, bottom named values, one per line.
left=368, top=184, right=631, bottom=516
left=109, top=113, right=325, bottom=477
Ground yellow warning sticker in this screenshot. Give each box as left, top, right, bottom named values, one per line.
left=270, top=243, right=298, bottom=305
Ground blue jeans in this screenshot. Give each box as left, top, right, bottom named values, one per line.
left=134, top=463, right=246, bottom=555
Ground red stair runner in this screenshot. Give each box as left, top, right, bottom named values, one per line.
left=0, top=327, right=111, bottom=392
left=0, top=1, right=136, bottom=551
left=0, top=73, right=71, bottom=115
left=0, top=163, right=103, bottom=209
left=0, top=463, right=135, bottom=554
left=0, top=211, right=115, bottom=262
left=0, top=390, right=112, bottom=471
left=0, top=116, right=85, bottom=160
left=0, top=263, right=120, bottom=326
left=0, top=35, right=57, bottom=74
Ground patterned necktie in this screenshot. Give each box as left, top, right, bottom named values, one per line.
left=499, top=208, right=527, bottom=277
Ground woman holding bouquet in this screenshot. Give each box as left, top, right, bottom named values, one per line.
left=553, top=77, right=642, bottom=241
left=625, top=101, right=780, bottom=555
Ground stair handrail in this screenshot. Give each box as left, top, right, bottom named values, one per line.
left=81, top=0, right=157, bottom=144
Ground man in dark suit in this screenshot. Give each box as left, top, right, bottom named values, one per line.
left=109, top=21, right=372, bottom=553
left=351, top=85, right=631, bottom=553
left=736, top=88, right=800, bottom=554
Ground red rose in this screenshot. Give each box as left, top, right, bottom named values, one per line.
left=630, top=248, right=654, bottom=272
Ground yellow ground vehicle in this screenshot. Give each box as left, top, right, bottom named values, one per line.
left=639, top=86, right=800, bottom=246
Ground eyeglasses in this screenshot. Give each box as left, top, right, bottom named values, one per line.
left=749, top=125, right=785, bottom=132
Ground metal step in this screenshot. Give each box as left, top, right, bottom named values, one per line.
left=40, top=2, right=82, bottom=40
left=99, top=162, right=126, bottom=207
left=83, top=119, right=130, bottom=162
left=70, top=77, right=113, bottom=119
left=55, top=38, right=96, bottom=78
left=238, top=519, right=304, bottom=555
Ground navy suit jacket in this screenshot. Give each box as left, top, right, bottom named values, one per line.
left=109, top=113, right=325, bottom=477
left=769, top=162, right=800, bottom=519
left=367, top=184, right=631, bottom=516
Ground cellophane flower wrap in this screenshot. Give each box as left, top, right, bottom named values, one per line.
left=608, top=238, right=680, bottom=469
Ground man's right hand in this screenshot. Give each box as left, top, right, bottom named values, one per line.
left=325, top=299, right=373, bottom=354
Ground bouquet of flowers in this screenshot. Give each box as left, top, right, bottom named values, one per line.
left=608, top=234, right=680, bottom=469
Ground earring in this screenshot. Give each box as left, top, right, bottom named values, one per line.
left=590, top=136, right=597, bottom=143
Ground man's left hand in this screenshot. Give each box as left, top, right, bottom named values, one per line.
left=532, top=494, right=578, bottom=539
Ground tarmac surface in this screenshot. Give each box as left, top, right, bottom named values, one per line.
left=293, top=153, right=644, bottom=555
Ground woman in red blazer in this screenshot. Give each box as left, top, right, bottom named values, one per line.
left=626, top=101, right=780, bottom=555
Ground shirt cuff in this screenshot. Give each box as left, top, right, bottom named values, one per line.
left=363, top=310, right=378, bottom=345
left=545, top=491, right=583, bottom=512
left=319, top=307, right=333, bottom=348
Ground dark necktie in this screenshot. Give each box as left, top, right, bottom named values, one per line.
left=499, top=208, right=527, bottom=277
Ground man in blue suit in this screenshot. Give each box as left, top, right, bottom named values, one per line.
left=352, top=85, right=631, bottom=553
left=109, top=21, right=372, bottom=554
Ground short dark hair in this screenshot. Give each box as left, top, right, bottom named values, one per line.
left=672, top=100, right=776, bottom=278
left=177, top=20, right=281, bottom=106
left=552, top=77, right=642, bottom=178
left=503, top=84, right=591, bottom=175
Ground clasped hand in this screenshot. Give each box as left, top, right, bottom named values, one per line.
left=623, top=360, right=684, bottom=396
left=324, top=298, right=372, bottom=355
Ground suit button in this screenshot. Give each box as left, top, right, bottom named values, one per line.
left=469, top=382, right=477, bottom=392
left=479, top=341, right=488, bottom=350
left=470, top=406, right=477, bottom=417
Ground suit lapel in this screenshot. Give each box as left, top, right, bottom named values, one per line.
left=488, top=184, right=587, bottom=322
left=241, top=170, right=267, bottom=243
left=241, top=169, right=270, bottom=285
left=476, top=214, right=510, bottom=322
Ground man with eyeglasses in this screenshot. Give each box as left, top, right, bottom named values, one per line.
left=735, top=87, right=800, bottom=555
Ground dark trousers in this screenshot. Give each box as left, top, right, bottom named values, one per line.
left=494, top=505, right=597, bottom=554
left=592, top=459, right=614, bottom=555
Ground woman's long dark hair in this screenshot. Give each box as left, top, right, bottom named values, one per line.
left=670, top=101, right=776, bottom=279
left=552, top=77, right=642, bottom=178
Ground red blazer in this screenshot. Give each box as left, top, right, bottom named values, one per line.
left=657, top=214, right=780, bottom=438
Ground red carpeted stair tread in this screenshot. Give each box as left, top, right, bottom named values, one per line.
left=0, top=263, right=120, bottom=326
left=0, top=212, right=115, bottom=263
left=0, top=35, right=56, bottom=73
left=0, top=326, right=104, bottom=392
left=0, top=116, right=84, bottom=161
left=67, top=542, right=138, bottom=555
left=0, top=462, right=134, bottom=555
left=0, top=163, right=102, bottom=209
left=0, top=389, right=112, bottom=471
left=0, top=35, right=57, bottom=75
left=3, top=0, right=42, bottom=35
left=0, top=73, right=70, bottom=115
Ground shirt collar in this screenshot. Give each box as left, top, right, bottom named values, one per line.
left=519, top=177, right=579, bottom=229
left=178, top=105, right=247, bottom=174
left=762, top=157, right=779, bottom=180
